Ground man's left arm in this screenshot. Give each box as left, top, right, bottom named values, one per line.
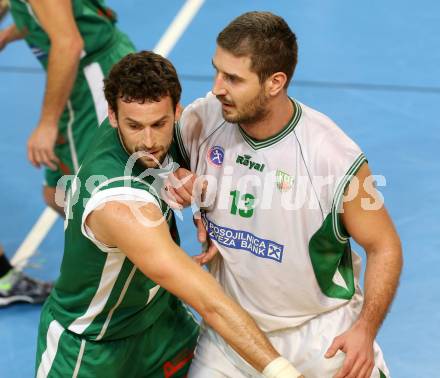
left=325, top=162, right=403, bottom=378
left=27, top=0, right=84, bottom=170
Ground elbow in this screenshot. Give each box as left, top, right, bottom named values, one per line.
left=367, top=236, right=403, bottom=273
left=69, top=37, right=84, bottom=57
left=389, top=234, right=403, bottom=269
left=396, top=239, right=404, bottom=272
left=76, top=38, right=85, bottom=55
left=53, top=36, right=84, bottom=57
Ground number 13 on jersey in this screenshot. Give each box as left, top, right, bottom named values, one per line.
left=229, top=190, right=255, bottom=218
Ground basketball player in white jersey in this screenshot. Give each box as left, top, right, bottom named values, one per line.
left=172, top=11, right=402, bottom=378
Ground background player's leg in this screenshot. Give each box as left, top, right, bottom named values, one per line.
left=0, top=247, right=13, bottom=276
left=0, top=244, right=52, bottom=307
left=43, top=186, right=65, bottom=217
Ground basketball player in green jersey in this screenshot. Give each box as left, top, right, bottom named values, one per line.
left=3, top=0, right=135, bottom=212
left=0, top=0, right=135, bottom=305
left=35, top=51, right=302, bottom=378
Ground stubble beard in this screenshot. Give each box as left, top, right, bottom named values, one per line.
left=136, top=142, right=171, bottom=169
left=221, top=90, right=270, bottom=125
left=119, top=129, right=171, bottom=169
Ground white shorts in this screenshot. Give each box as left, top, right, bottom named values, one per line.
left=188, top=294, right=389, bottom=378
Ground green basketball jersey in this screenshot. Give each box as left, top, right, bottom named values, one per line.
left=48, top=119, right=183, bottom=341
left=10, top=0, right=120, bottom=69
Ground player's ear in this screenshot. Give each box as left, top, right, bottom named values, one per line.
left=266, top=71, right=287, bottom=97
left=175, top=102, right=183, bottom=121
left=108, top=106, right=118, bottom=129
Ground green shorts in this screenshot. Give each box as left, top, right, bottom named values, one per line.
left=45, top=30, right=135, bottom=188
left=35, top=298, right=199, bottom=377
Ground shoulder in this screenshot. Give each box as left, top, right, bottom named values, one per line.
left=179, top=92, right=225, bottom=138
left=295, top=100, right=365, bottom=175
left=78, top=120, right=124, bottom=177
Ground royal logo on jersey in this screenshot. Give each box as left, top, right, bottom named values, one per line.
left=207, top=146, right=225, bottom=167
left=236, top=154, right=265, bottom=172
left=203, top=215, right=284, bottom=263
left=276, top=170, right=294, bottom=192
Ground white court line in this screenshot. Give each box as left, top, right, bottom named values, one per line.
left=12, top=0, right=205, bottom=268
left=11, top=207, right=59, bottom=269
left=153, top=0, right=205, bottom=57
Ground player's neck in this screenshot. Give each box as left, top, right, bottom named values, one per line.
left=239, top=95, right=294, bottom=141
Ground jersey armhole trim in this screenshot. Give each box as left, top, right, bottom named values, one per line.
left=175, top=121, right=190, bottom=168
left=81, top=187, right=161, bottom=253
left=331, top=153, right=367, bottom=243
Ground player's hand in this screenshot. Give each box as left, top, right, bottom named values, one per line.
left=325, top=320, right=375, bottom=378
left=27, top=122, right=60, bottom=171
left=162, top=168, right=195, bottom=209
left=192, top=216, right=219, bottom=265
left=163, top=168, right=208, bottom=209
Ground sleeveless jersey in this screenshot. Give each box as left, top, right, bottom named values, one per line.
left=9, top=0, right=120, bottom=69
left=48, top=119, right=182, bottom=341
left=176, top=92, right=367, bottom=332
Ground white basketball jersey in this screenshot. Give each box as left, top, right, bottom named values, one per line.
left=177, top=92, right=366, bottom=332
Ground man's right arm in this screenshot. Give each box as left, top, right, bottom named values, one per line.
left=86, top=200, right=302, bottom=377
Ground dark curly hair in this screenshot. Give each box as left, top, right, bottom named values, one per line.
left=217, top=12, right=298, bottom=88
left=104, top=50, right=181, bottom=114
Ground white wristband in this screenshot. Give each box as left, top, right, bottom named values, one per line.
left=262, top=357, right=302, bottom=378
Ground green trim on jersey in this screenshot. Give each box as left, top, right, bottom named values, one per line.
left=379, top=369, right=387, bottom=378
left=308, top=153, right=367, bottom=300
left=238, top=99, right=302, bottom=150
left=172, top=123, right=190, bottom=169
left=308, top=213, right=355, bottom=299
left=332, top=153, right=367, bottom=243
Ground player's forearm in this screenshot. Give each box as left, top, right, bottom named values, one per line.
left=357, top=239, right=402, bottom=336
left=39, top=38, right=83, bottom=126
left=153, top=246, right=280, bottom=372
left=145, top=246, right=280, bottom=372
left=200, top=289, right=279, bottom=372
